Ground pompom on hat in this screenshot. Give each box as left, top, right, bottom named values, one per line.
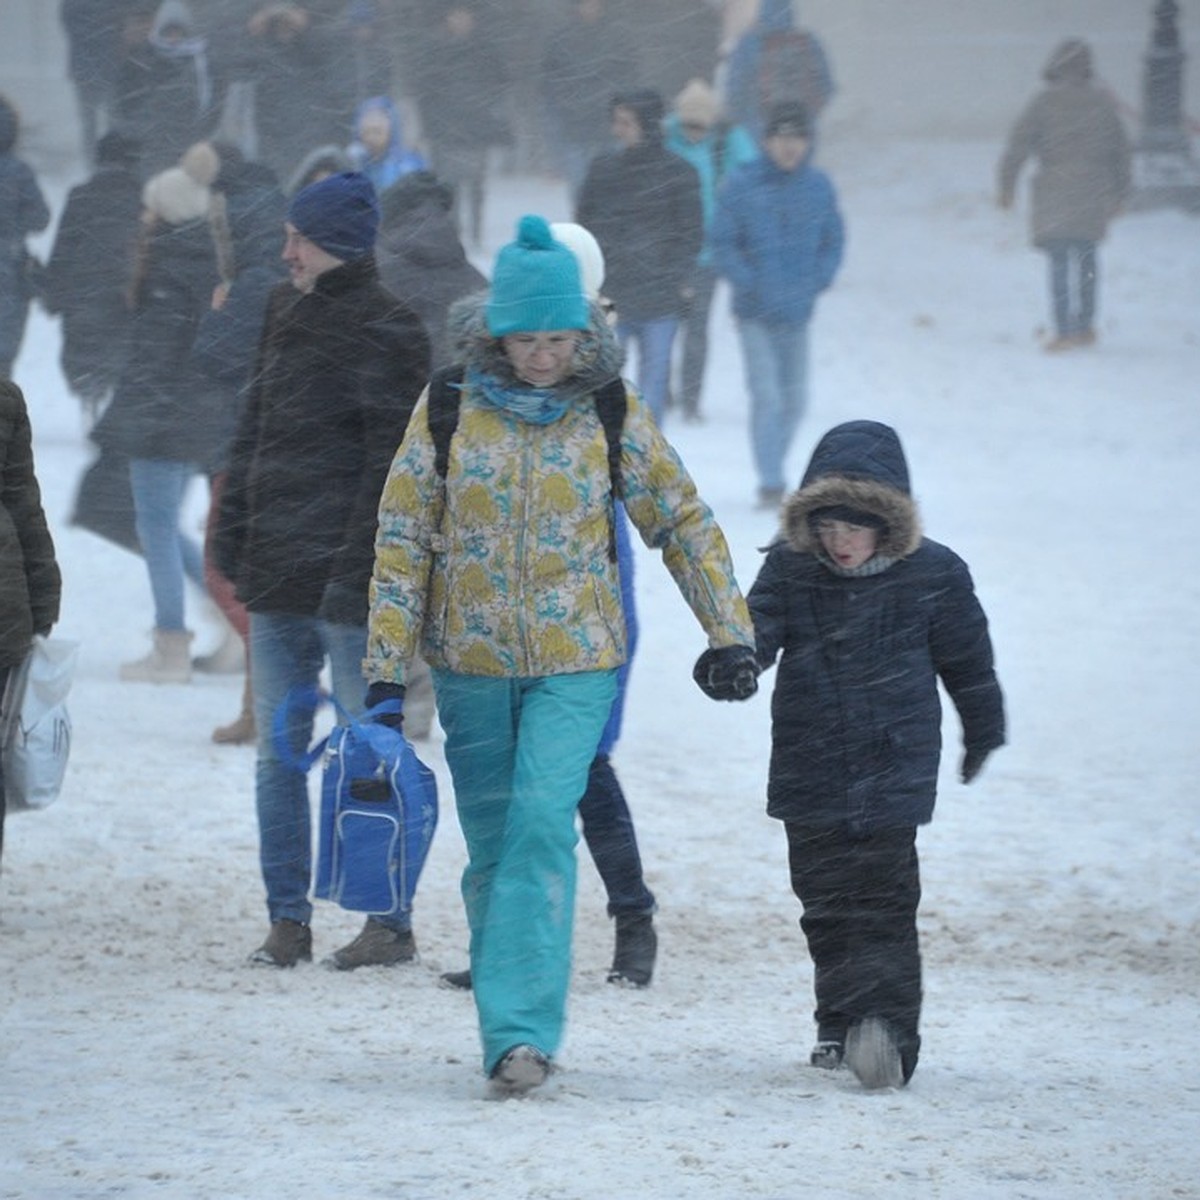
left=141, top=141, right=220, bottom=224
left=287, top=171, right=380, bottom=261
left=487, top=215, right=589, bottom=336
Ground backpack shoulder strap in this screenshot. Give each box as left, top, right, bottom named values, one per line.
left=427, top=363, right=466, bottom=480
left=594, top=376, right=628, bottom=562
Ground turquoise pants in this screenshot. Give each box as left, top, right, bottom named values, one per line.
left=433, top=669, right=619, bottom=1074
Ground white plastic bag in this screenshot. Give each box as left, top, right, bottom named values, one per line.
left=1, top=636, right=78, bottom=813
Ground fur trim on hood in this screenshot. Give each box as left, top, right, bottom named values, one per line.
left=446, top=291, right=624, bottom=392
left=782, top=419, right=922, bottom=559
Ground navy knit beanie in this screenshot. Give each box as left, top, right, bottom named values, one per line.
left=486, top=215, right=588, bottom=336
left=287, top=171, right=379, bottom=260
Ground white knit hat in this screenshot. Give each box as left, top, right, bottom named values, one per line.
left=141, top=141, right=218, bottom=224
left=549, top=222, right=605, bottom=301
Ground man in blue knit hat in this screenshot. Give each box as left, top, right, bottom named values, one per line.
left=214, top=171, right=432, bottom=971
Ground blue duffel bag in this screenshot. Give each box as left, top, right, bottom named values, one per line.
left=274, top=686, right=437, bottom=917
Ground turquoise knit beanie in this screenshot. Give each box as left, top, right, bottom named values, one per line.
left=487, top=214, right=589, bottom=336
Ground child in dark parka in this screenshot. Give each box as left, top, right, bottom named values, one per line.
left=747, top=419, right=1006, bottom=1089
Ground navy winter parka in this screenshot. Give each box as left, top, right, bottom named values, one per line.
left=748, top=421, right=1005, bottom=833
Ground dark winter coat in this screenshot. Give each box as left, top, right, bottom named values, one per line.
left=189, top=167, right=287, bottom=474
left=576, top=140, right=703, bottom=321
left=710, top=152, right=844, bottom=327
left=94, top=215, right=222, bottom=464
left=413, top=27, right=509, bottom=151
left=376, top=172, right=486, bottom=370
left=42, top=162, right=143, bottom=400
left=214, top=256, right=431, bottom=625
left=998, top=77, right=1131, bottom=246
left=748, top=421, right=1005, bottom=833
left=0, top=152, right=50, bottom=370
left=0, top=382, right=61, bottom=668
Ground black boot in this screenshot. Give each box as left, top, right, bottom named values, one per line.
left=607, top=912, right=657, bottom=987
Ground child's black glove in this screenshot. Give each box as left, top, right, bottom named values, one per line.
left=693, top=645, right=759, bottom=702
left=960, top=746, right=991, bottom=784
left=365, top=681, right=406, bottom=731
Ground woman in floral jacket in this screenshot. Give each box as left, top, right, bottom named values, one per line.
left=365, top=215, right=758, bottom=1098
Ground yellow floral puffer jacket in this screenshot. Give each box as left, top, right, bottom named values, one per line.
left=365, top=377, right=753, bottom=684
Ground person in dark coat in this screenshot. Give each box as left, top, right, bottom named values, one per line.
left=189, top=152, right=288, bottom=744
left=576, top=88, right=703, bottom=426
left=0, top=97, right=51, bottom=383
left=0, top=381, right=63, bottom=865
left=59, top=0, right=126, bottom=164
left=412, top=4, right=509, bottom=248
left=112, top=1, right=221, bottom=181
left=748, top=419, right=1006, bottom=1090
left=997, top=37, right=1131, bottom=352
left=213, top=171, right=431, bottom=972
left=43, top=131, right=143, bottom=421
left=375, top=169, right=485, bottom=370
left=540, top=0, right=639, bottom=199
left=94, top=141, right=224, bottom=683
left=245, top=3, right=356, bottom=185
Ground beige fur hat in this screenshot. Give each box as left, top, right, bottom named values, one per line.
left=142, top=141, right=219, bottom=224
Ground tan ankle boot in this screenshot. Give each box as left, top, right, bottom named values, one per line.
left=212, top=674, right=256, bottom=745
left=120, top=629, right=194, bottom=683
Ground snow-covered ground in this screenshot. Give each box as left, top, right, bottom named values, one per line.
left=2, top=137, right=1198, bottom=1199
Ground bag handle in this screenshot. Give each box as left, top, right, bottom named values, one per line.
left=271, top=684, right=406, bottom=773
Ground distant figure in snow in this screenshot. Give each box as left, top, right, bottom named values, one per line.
left=997, top=37, right=1131, bottom=353
left=346, top=95, right=426, bottom=197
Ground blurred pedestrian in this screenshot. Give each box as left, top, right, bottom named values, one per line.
left=412, top=3, right=509, bottom=248
left=95, top=141, right=224, bottom=683
left=0, top=96, right=50, bottom=383
left=997, top=38, right=1131, bottom=352
left=365, top=214, right=758, bottom=1096
left=540, top=0, right=639, bottom=199
left=711, top=101, right=844, bottom=509
left=42, top=131, right=143, bottom=423
left=346, top=95, right=426, bottom=196
left=59, top=0, right=125, bottom=164
left=747, top=419, right=1005, bottom=1089
left=664, top=78, right=757, bottom=423
left=576, top=89, right=703, bottom=426
left=0, top=381, right=62, bottom=868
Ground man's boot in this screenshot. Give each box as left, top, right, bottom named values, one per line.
left=607, top=911, right=657, bottom=987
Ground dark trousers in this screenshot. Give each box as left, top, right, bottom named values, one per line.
left=1043, top=238, right=1097, bottom=338
left=785, top=822, right=922, bottom=1078
left=578, top=753, right=656, bottom=917
left=0, top=664, right=9, bottom=865
left=676, top=264, right=719, bottom=418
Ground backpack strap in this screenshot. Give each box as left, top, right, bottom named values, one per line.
left=427, top=363, right=466, bottom=480
left=594, top=375, right=627, bottom=562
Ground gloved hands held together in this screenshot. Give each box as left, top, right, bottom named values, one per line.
left=365, top=681, right=406, bottom=731
left=693, top=645, right=759, bottom=702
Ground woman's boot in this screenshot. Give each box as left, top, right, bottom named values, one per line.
left=212, top=670, right=256, bottom=745
left=119, top=630, right=193, bottom=683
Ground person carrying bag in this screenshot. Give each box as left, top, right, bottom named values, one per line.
left=0, top=380, right=63, bottom=865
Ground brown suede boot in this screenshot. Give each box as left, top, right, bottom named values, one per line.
left=212, top=673, right=256, bottom=745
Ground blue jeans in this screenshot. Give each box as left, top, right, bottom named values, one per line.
left=128, top=458, right=205, bottom=631
left=249, top=611, right=410, bottom=932
left=433, top=668, right=618, bottom=1073
left=737, top=319, right=810, bottom=493
left=616, top=316, right=679, bottom=425
left=1043, top=238, right=1097, bottom=338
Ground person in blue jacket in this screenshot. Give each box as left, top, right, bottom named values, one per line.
left=346, top=96, right=426, bottom=197
left=710, top=100, right=844, bottom=510
left=748, top=420, right=1006, bottom=1090
left=664, top=78, right=757, bottom=423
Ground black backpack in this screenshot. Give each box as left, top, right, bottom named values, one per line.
left=425, top=364, right=627, bottom=562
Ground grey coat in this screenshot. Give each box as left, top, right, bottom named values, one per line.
left=998, top=79, right=1131, bottom=245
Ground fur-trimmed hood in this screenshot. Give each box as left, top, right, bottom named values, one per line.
left=445, top=291, right=624, bottom=391
left=782, top=420, right=922, bottom=559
